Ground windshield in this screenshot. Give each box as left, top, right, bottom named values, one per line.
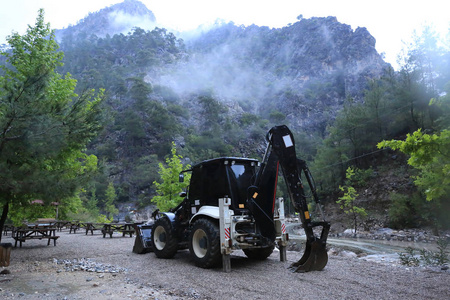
left=229, top=163, right=255, bottom=205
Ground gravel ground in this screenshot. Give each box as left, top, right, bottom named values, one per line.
left=0, top=229, right=449, bottom=299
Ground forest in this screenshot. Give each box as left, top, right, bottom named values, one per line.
left=0, top=8, right=449, bottom=235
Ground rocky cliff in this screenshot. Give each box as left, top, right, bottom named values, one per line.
left=55, top=0, right=156, bottom=41
left=159, top=16, right=389, bottom=134
left=53, top=0, right=392, bottom=202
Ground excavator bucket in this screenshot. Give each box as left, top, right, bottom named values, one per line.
left=289, top=222, right=330, bottom=272
left=289, top=239, right=328, bottom=272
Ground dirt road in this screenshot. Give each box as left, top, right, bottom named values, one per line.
left=0, top=230, right=448, bottom=299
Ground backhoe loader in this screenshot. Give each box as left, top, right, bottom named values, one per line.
left=134, top=125, right=330, bottom=272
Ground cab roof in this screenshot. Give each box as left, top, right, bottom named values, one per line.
left=190, top=157, right=259, bottom=169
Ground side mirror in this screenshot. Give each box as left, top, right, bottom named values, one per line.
left=179, top=173, right=184, bottom=183
left=179, top=191, right=187, bottom=198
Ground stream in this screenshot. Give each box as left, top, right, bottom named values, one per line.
left=286, top=224, right=440, bottom=264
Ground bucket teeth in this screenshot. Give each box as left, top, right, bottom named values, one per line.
left=289, top=240, right=328, bottom=272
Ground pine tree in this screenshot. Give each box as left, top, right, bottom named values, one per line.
left=0, top=9, right=105, bottom=238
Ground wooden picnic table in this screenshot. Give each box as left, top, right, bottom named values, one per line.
left=101, top=223, right=135, bottom=238
left=53, top=220, right=71, bottom=232
left=3, top=224, right=14, bottom=236
left=84, top=222, right=103, bottom=235
left=68, top=221, right=91, bottom=234
left=12, top=226, right=59, bottom=248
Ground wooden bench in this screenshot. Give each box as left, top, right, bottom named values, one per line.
left=101, top=229, right=134, bottom=238
left=12, top=228, right=59, bottom=248
left=85, top=223, right=102, bottom=235
left=101, top=223, right=135, bottom=238
left=101, top=228, right=114, bottom=238
left=13, top=235, right=60, bottom=247
left=69, top=223, right=80, bottom=234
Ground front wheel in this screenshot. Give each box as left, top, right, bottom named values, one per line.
left=151, top=217, right=178, bottom=259
left=189, top=218, right=221, bottom=268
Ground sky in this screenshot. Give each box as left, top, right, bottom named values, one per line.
left=0, top=0, right=448, bottom=69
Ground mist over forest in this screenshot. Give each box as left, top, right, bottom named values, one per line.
left=2, top=0, right=449, bottom=231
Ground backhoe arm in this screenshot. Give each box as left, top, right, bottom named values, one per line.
left=265, top=125, right=330, bottom=272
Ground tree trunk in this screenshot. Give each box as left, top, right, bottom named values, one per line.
left=0, top=202, right=9, bottom=242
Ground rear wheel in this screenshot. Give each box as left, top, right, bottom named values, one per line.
left=189, top=218, right=221, bottom=268
left=243, top=245, right=275, bottom=260
left=151, top=217, right=178, bottom=259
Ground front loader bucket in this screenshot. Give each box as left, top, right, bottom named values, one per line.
left=289, top=239, right=328, bottom=272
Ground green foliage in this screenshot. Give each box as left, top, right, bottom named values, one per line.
left=132, top=154, right=160, bottom=193
left=8, top=203, right=55, bottom=226
left=379, top=129, right=450, bottom=229
left=388, top=192, right=430, bottom=228
left=185, top=132, right=233, bottom=161
left=104, top=182, right=118, bottom=220
left=0, top=9, right=105, bottom=232
left=399, top=247, right=420, bottom=266
left=429, top=83, right=450, bottom=129
left=12, top=11, right=446, bottom=217
left=378, top=129, right=449, bottom=201
left=84, top=188, right=99, bottom=214
left=351, top=167, right=375, bottom=187
left=269, top=110, right=286, bottom=123
left=399, top=239, right=448, bottom=267
left=151, top=143, right=191, bottom=211
left=8, top=193, right=83, bottom=226
left=311, top=137, right=347, bottom=195
left=197, top=93, right=228, bottom=130
left=240, top=113, right=260, bottom=126
left=337, top=167, right=367, bottom=232
left=312, top=27, right=450, bottom=197
left=96, top=214, right=111, bottom=224
left=435, top=238, right=450, bottom=265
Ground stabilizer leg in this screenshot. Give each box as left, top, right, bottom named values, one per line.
left=222, top=253, right=231, bottom=272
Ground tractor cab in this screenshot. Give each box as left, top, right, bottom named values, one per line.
left=186, top=157, right=259, bottom=217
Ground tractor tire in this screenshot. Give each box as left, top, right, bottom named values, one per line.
left=189, top=218, right=221, bottom=268
left=151, top=217, right=178, bottom=259
left=243, top=245, right=275, bottom=260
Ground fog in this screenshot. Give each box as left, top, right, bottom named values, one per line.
left=108, top=11, right=156, bottom=35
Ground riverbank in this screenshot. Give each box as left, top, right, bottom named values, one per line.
left=288, top=222, right=450, bottom=248
left=330, top=227, right=450, bottom=244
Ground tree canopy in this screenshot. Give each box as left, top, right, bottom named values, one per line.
left=0, top=9, right=105, bottom=232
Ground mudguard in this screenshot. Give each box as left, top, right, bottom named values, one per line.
left=189, top=206, right=220, bottom=223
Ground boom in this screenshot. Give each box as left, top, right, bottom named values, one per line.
left=253, top=125, right=330, bottom=272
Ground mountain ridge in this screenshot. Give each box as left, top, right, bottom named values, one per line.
left=55, top=0, right=156, bottom=41
left=54, top=0, right=393, bottom=203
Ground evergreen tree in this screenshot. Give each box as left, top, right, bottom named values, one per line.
left=151, top=143, right=191, bottom=211
left=0, top=10, right=105, bottom=238
left=104, top=182, right=118, bottom=220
